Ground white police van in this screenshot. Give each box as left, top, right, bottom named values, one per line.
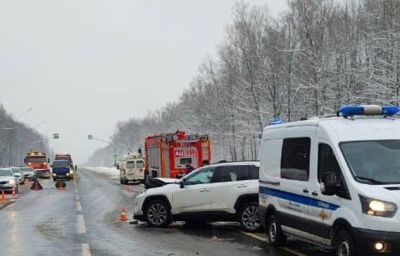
left=259, top=105, right=400, bottom=256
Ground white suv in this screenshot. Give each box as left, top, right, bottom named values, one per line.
left=133, top=161, right=260, bottom=232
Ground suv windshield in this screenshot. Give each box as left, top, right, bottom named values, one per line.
left=340, top=140, right=400, bottom=184
left=0, top=169, right=13, bottom=177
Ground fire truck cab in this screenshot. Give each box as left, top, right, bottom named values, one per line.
left=145, top=131, right=211, bottom=179
left=24, top=151, right=50, bottom=178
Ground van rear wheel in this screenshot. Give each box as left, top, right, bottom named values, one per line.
left=266, top=214, right=286, bottom=246
left=334, top=230, right=355, bottom=256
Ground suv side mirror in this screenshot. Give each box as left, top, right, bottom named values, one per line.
left=180, top=179, right=185, bottom=189
left=116, top=164, right=120, bottom=170
left=321, top=172, right=341, bottom=196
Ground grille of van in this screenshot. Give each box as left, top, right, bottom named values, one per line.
left=385, top=187, right=400, bottom=191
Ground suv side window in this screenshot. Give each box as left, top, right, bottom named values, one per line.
left=185, top=167, right=214, bottom=185
left=318, top=144, right=350, bottom=199
left=281, top=138, right=310, bottom=181
left=212, top=166, right=237, bottom=183
left=236, top=165, right=259, bottom=181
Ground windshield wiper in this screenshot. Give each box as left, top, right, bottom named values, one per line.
left=354, top=176, right=386, bottom=184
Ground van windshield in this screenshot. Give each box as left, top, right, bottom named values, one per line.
left=340, top=140, right=400, bottom=184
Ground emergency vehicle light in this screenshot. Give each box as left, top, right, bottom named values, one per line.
left=338, top=105, right=399, bottom=118
left=270, top=117, right=283, bottom=125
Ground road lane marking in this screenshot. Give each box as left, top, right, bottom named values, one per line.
left=242, top=232, right=268, bottom=242
left=76, top=201, right=82, bottom=212
left=81, top=243, right=92, bottom=256
left=77, top=214, right=87, bottom=234
left=281, top=247, right=308, bottom=256
left=241, top=232, right=308, bottom=256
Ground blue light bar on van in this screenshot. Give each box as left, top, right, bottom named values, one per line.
left=271, top=117, right=283, bottom=125
left=338, top=105, right=399, bottom=118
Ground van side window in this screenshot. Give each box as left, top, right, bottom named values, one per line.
left=281, top=138, right=310, bottom=181
left=318, top=144, right=350, bottom=199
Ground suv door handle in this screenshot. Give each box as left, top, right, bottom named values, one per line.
left=237, top=184, right=247, bottom=188
left=303, top=189, right=309, bottom=194
left=312, top=191, right=318, bottom=196
left=200, top=189, right=210, bottom=192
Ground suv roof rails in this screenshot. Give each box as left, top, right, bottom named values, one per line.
left=212, top=160, right=259, bottom=165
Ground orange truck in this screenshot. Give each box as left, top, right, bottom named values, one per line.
left=144, top=130, right=211, bottom=178
left=24, top=151, right=51, bottom=178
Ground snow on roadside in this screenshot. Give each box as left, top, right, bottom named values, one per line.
left=84, top=167, right=119, bottom=179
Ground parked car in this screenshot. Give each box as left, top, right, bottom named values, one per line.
left=11, top=167, right=25, bottom=185
left=20, top=166, right=36, bottom=181
left=133, top=161, right=260, bottom=232
left=52, top=160, right=73, bottom=181
left=259, top=105, right=400, bottom=256
left=0, top=168, right=19, bottom=193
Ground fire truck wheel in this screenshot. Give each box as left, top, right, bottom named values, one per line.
left=144, top=199, right=171, bottom=227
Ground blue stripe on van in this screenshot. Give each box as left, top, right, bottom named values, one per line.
left=259, top=186, right=340, bottom=211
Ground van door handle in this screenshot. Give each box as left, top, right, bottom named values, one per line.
left=303, top=189, right=309, bottom=194
left=237, top=184, right=247, bottom=188
left=200, top=189, right=210, bottom=192
left=312, top=191, right=318, bottom=196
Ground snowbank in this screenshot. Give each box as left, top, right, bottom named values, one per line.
left=84, top=167, right=119, bottom=179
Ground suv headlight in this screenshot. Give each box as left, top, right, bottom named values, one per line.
left=360, top=195, right=397, bottom=218
left=9, top=179, right=15, bottom=185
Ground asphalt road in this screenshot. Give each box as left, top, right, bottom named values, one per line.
left=0, top=169, right=333, bottom=256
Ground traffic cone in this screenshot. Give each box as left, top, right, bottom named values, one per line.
left=119, top=208, right=129, bottom=222
left=31, top=179, right=43, bottom=191
left=11, top=188, right=16, bottom=199
left=0, top=190, right=6, bottom=203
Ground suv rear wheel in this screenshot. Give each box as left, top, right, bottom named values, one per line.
left=144, top=199, right=171, bottom=227
left=266, top=213, right=286, bottom=246
left=239, top=202, right=261, bottom=232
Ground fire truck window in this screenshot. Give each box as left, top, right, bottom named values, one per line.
left=185, top=168, right=214, bottom=185
left=180, top=158, right=192, bottom=165
left=27, top=157, right=46, bottom=163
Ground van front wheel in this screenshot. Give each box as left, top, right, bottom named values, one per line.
left=334, top=230, right=355, bottom=256
left=266, top=214, right=286, bottom=246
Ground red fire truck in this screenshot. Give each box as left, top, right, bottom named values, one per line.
left=144, top=131, right=211, bottom=178
left=24, top=151, right=51, bottom=178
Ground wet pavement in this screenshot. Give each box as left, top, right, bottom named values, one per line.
left=0, top=169, right=333, bottom=256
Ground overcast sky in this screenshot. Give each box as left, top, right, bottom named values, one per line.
left=0, top=0, right=288, bottom=164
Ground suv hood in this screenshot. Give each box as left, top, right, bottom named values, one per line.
left=145, top=177, right=179, bottom=189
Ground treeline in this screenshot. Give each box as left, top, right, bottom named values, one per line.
left=87, top=0, right=400, bottom=166
left=0, top=104, right=48, bottom=166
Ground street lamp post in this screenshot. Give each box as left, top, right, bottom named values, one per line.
left=87, top=134, right=118, bottom=167
left=15, top=107, right=33, bottom=165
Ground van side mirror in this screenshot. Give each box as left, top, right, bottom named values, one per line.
left=321, top=172, right=341, bottom=196
left=116, top=164, right=120, bottom=170
left=180, top=179, right=185, bottom=189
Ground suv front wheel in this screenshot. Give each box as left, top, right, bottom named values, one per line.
left=239, top=202, right=261, bottom=232
left=144, top=199, right=171, bottom=227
